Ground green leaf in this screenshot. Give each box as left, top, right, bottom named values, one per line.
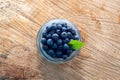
left=68, top=40, right=84, bottom=50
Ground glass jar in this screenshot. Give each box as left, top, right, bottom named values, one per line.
left=37, top=19, right=82, bottom=64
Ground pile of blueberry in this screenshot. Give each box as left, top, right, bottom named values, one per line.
left=41, top=22, right=79, bottom=60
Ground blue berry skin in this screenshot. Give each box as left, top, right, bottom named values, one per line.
left=62, top=55, right=68, bottom=59
left=63, top=44, right=70, bottom=50
left=44, top=30, right=49, bottom=34
left=52, top=54, right=57, bottom=58
left=67, top=27, right=72, bottom=32
left=49, top=30, right=55, bottom=35
left=42, top=45, right=49, bottom=51
left=47, top=39, right=53, bottom=46
left=56, top=51, right=63, bottom=58
left=57, top=39, right=62, bottom=45
left=67, top=32, right=72, bottom=39
left=52, top=33, right=59, bottom=40
left=47, top=49, right=55, bottom=57
left=71, top=35, right=75, bottom=39
left=51, top=23, right=57, bottom=30
left=56, top=29, right=61, bottom=35
left=66, top=49, right=73, bottom=56
left=62, top=27, right=67, bottom=32
left=46, top=34, right=51, bottom=39
left=62, top=23, right=67, bottom=28
left=42, top=32, right=47, bottom=38
left=58, top=45, right=63, bottom=50
left=46, top=26, right=51, bottom=32
left=61, top=32, right=67, bottom=38
left=52, top=23, right=56, bottom=26
left=71, top=30, right=76, bottom=35
left=52, top=43, right=57, bottom=49
left=74, top=36, right=79, bottom=40
left=41, top=38, right=47, bottom=45
left=57, top=24, right=62, bottom=30
left=63, top=38, right=70, bottom=43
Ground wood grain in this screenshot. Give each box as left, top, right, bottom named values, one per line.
left=0, top=0, right=120, bottom=80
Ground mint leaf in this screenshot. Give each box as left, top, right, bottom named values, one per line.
left=68, top=40, right=84, bottom=50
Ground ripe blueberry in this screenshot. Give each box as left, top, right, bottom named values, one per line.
left=62, top=27, right=67, bottom=32
left=62, top=22, right=67, bottom=28
left=62, top=55, right=68, bottom=59
left=57, top=39, right=62, bottom=45
left=47, top=39, right=53, bottom=46
left=66, top=49, right=73, bottom=56
left=56, top=29, right=61, bottom=35
left=41, top=38, right=46, bottom=45
left=57, top=24, right=62, bottom=30
left=63, top=44, right=69, bottom=50
left=52, top=43, right=57, bottom=49
left=61, top=32, right=67, bottom=38
left=67, top=32, right=72, bottom=38
left=47, top=49, right=55, bottom=57
left=56, top=51, right=62, bottom=58
left=71, top=29, right=76, bottom=35
left=42, top=45, right=49, bottom=51
left=63, top=38, right=70, bottom=43
left=58, top=45, right=63, bottom=50
left=51, top=23, right=57, bottom=30
left=42, top=32, right=47, bottom=38
left=46, top=34, right=51, bottom=39
left=67, top=27, right=72, bottom=31
left=46, top=26, right=51, bottom=32
left=74, top=36, right=79, bottom=40
left=52, top=33, right=59, bottom=40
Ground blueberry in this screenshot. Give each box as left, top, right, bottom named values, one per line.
left=42, top=32, right=47, bottom=38
left=71, top=29, right=76, bottom=35
left=71, top=35, right=75, bottom=39
left=44, top=30, right=49, bottom=33
left=62, top=27, right=67, bottom=32
left=52, top=43, right=57, bottom=49
left=51, top=23, right=57, bottom=30
left=46, top=26, right=51, bottom=32
left=58, top=45, right=63, bottom=50
left=56, top=51, right=62, bottom=58
left=49, top=30, right=55, bottom=35
left=47, top=39, right=53, bottom=46
left=74, top=36, right=79, bottom=40
left=46, top=34, right=51, bottom=39
left=67, top=32, right=72, bottom=38
left=61, top=32, right=67, bottom=38
left=57, top=39, right=62, bottom=45
left=52, top=23, right=56, bottom=26
left=63, top=38, right=70, bottom=43
left=41, top=38, right=46, bottom=45
left=62, top=55, right=68, bottom=59
left=47, top=49, right=55, bottom=57
left=57, top=24, right=62, bottom=30
left=66, top=49, right=73, bottom=56
left=56, top=29, right=61, bottom=35
left=42, top=45, right=49, bottom=51
left=63, top=44, right=69, bottom=49
left=52, top=54, right=57, bottom=58
left=62, top=23, right=67, bottom=28
left=67, top=27, right=72, bottom=31
left=52, top=33, right=59, bottom=40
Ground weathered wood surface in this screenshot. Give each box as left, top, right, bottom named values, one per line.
left=0, top=0, right=120, bottom=80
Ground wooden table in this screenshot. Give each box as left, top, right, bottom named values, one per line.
left=0, top=0, right=120, bottom=80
